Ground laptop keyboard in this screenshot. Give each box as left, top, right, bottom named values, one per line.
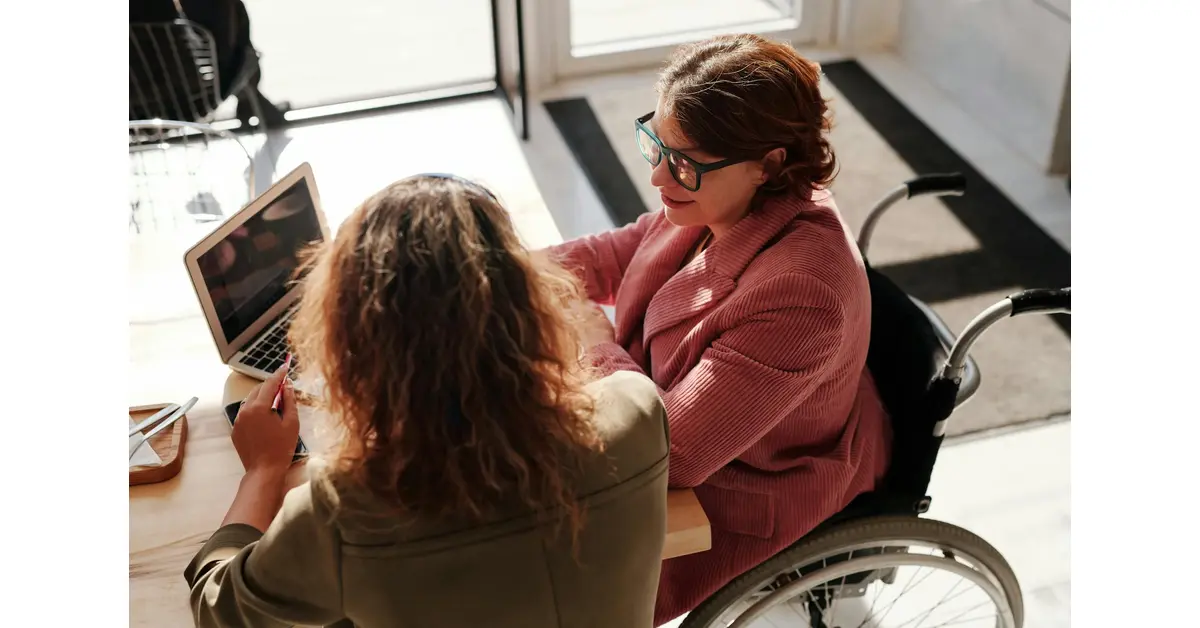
left=238, top=309, right=297, bottom=375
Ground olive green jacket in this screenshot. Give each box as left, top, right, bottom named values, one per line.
left=184, top=371, right=670, bottom=627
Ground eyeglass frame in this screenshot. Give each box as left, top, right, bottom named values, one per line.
left=634, top=111, right=745, bottom=192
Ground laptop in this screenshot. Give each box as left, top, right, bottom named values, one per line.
left=183, top=163, right=331, bottom=382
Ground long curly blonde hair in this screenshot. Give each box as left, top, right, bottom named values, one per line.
left=289, top=174, right=601, bottom=533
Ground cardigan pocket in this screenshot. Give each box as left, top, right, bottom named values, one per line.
left=695, top=483, right=776, bottom=540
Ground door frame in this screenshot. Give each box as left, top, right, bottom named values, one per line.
left=492, top=0, right=530, bottom=139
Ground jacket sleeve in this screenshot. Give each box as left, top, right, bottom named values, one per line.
left=184, top=481, right=344, bottom=627
left=585, top=274, right=847, bottom=487
left=546, top=211, right=655, bottom=306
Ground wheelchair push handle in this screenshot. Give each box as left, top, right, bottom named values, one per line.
left=932, top=286, right=1071, bottom=437
left=857, top=173, right=967, bottom=257
left=942, top=286, right=1072, bottom=382
left=905, top=173, right=966, bottom=199
left=1009, top=287, right=1070, bottom=316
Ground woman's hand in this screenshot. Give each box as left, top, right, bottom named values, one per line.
left=233, top=366, right=301, bottom=478
left=220, top=365, right=302, bottom=531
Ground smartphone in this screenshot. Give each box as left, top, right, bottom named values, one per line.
left=224, top=400, right=309, bottom=462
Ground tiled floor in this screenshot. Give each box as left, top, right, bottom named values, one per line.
left=129, top=95, right=1068, bottom=627
left=857, top=53, right=1071, bottom=252
left=929, top=420, right=1071, bottom=628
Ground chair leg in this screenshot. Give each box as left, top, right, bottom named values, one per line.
left=235, top=67, right=288, bottom=130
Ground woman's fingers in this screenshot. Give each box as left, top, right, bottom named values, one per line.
left=279, top=381, right=300, bottom=433
left=248, top=364, right=288, bottom=407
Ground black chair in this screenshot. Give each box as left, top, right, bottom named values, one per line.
left=129, top=0, right=285, bottom=130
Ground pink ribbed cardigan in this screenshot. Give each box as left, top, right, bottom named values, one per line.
left=549, top=191, right=892, bottom=626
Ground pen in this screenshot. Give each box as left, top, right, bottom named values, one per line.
left=271, top=353, right=292, bottom=413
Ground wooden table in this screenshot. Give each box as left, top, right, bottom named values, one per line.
left=128, top=230, right=710, bottom=626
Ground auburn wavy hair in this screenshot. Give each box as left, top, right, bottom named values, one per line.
left=289, top=174, right=602, bottom=534
left=657, top=33, right=838, bottom=198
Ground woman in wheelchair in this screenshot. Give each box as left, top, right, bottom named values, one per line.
left=547, top=34, right=892, bottom=626
left=183, top=175, right=672, bottom=627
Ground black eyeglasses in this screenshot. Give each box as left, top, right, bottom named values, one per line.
left=635, top=112, right=743, bottom=192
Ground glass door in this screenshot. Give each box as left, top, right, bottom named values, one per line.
left=547, top=0, right=835, bottom=79
left=238, top=0, right=497, bottom=119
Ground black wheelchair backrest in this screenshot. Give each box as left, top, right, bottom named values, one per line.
left=864, top=262, right=944, bottom=422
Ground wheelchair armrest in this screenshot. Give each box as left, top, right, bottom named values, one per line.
left=909, top=297, right=980, bottom=407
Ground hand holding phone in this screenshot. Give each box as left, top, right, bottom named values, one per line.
left=226, top=364, right=308, bottom=464
left=225, top=401, right=308, bottom=463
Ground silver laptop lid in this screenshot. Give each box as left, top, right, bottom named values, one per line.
left=183, top=163, right=330, bottom=363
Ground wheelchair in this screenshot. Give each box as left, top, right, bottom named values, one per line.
left=679, top=174, right=1071, bottom=628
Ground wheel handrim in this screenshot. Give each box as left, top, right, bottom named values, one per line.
left=712, top=543, right=1017, bottom=628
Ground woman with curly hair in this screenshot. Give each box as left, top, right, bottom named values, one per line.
left=184, top=174, right=670, bottom=627
left=548, top=34, right=893, bottom=625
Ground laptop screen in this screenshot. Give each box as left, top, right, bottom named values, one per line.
left=195, top=180, right=324, bottom=344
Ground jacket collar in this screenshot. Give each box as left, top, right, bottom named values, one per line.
left=641, top=192, right=816, bottom=339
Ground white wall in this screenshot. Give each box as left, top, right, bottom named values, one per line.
left=834, top=0, right=902, bottom=51
left=895, top=0, right=1070, bottom=173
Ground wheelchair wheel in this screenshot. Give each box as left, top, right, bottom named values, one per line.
left=681, top=516, right=1023, bottom=628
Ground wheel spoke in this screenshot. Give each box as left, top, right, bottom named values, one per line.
left=806, top=555, right=832, bottom=627
left=804, top=590, right=825, bottom=628
left=893, top=579, right=980, bottom=628
left=856, top=580, right=885, bottom=628
left=866, top=563, right=936, bottom=627
left=828, top=549, right=855, bottom=623
left=786, top=598, right=812, bottom=624
left=918, top=599, right=995, bottom=628
left=910, top=578, right=964, bottom=628
left=934, top=612, right=1000, bottom=627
